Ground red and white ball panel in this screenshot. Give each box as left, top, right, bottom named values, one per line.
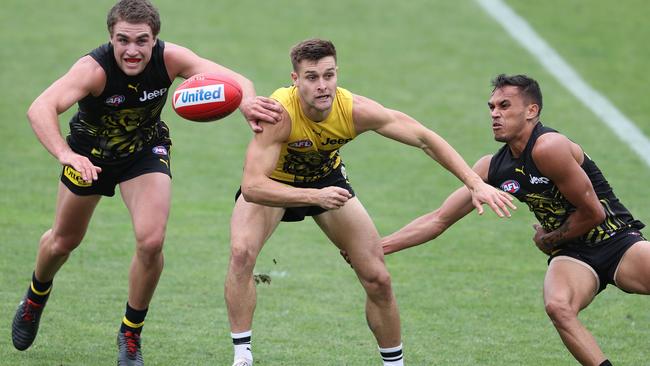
left=172, top=73, right=243, bottom=122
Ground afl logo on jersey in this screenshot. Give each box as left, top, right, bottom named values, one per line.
left=105, top=94, right=125, bottom=106
left=288, top=140, right=313, bottom=148
left=500, top=180, right=520, bottom=194
left=152, top=146, right=168, bottom=155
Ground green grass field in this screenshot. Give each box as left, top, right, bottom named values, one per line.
left=1, top=1, right=649, bottom=365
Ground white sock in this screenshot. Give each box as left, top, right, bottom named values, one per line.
left=231, top=330, right=253, bottom=362
left=379, top=343, right=403, bottom=366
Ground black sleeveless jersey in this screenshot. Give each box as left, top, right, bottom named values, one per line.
left=67, top=39, right=172, bottom=163
left=487, top=122, right=644, bottom=247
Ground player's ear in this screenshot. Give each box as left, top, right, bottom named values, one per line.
left=526, top=103, right=539, bottom=120
left=291, top=71, right=298, bottom=86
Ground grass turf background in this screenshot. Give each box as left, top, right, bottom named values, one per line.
left=1, top=1, right=648, bottom=364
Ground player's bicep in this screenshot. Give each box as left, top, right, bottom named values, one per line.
left=165, top=42, right=242, bottom=82
left=552, top=163, right=596, bottom=208
left=243, top=134, right=281, bottom=179
left=352, top=95, right=425, bottom=145
left=375, top=110, right=430, bottom=146
left=242, top=111, right=290, bottom=182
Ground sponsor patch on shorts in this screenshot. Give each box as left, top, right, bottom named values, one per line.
left=63, top=166, right=92, bottom=187
left=152, top=146, right=168, bottom=155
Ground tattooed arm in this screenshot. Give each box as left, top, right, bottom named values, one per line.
left=530, top=133, right=606, bottom=254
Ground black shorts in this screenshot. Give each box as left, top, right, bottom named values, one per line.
left=60, top=144, right=172, bottom=197
left=549, top=229, right=646, bottom=293
left=235, top=165, right=355, bottom=222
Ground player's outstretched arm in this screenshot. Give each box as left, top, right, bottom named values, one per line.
left=382, top=185, right=475, bottom=254
left=352, top=95, right=515, bottom=217
left=27, top=56, right=105, bottom=182
left=164, top=42, right=282, bottom=132
left=381, top=155, right=495, bottom=254
left=240, top=110, right=351, bottom=209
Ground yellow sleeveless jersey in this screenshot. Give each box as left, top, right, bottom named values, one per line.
left=270, top=86, right=356, bottom=183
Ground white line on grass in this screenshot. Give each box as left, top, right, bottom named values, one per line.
left=475, top=0, right=650, bottom=168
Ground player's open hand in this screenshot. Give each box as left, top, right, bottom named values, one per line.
left=315, top=186, right=352, bottom=209
left=470, top=182, right=516, bottom=217
left=240, top=96, right=283, bottom=133
left=59, top=150, right=102, bottom=183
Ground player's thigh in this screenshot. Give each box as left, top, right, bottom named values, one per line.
left=119, top=172, right=171, bottom=239
left=544, top=257, right=598, bottom=311
left=614, top=240, right=650, bottom=294
left=52, top=182, right=101, bottom=243
left=314, top=198, right=384, bottom=275
left=314, top=197, right=379, bottom=251
left=230, top=194, right=284, bottom=255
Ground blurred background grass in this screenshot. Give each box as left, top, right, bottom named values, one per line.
left=1, top=0, right=648, bottom=364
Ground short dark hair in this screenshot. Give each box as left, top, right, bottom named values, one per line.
left=290, top=39, right=337, bottom=71
left=107, top=0, right=161, bottom=37
left=491, top=74, right=543, bottom=116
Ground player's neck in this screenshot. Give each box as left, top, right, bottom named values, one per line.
left=507, top=124, right=536, bottom=158
left=302, top=104, right=332, bottom=122
left=507, top=141, right=527, bottom=158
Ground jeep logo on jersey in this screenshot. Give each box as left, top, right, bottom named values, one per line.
left=500, top=180, right=520, bottom=194
left=105, top=94, right=125, bottom=106
left=321, top=137, right=353, bottom=146
left=173, top=84, right=225, bottom=107
left=529, top=175, right=550, bottom=185
left=139, top=88, right=168, bottom=102
left=288, top=140, right=313, bottom=148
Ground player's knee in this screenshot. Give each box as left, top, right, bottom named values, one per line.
left=135, top=231, right=165, bottom=258
left=229, top=244, right=258, bottom=271
left=46, top=229, right=82, bottom=257
left=544, top=298, right=577, bottom=326
left=361, top=270, right=393, bottom=299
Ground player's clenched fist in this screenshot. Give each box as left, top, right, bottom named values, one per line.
left=58, top=150, right=102, bottom=183
left=315, top=186, right=352, bottom=209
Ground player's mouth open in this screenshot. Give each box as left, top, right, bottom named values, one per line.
left=125, top=58, right=141, bottom=64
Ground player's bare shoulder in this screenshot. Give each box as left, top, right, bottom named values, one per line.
left=532, top=132, right=576, bottom=161
left=254, top=101, right=291, bottom=143
left=162, top=41, right=203, bottom=79
left=472, top=155, right=494, bottom=181
left=351, top=93, right=392, bottom=133
left=60, top=55, right=106, bottom=97
left=532, top=131, right=585, bottom=177
left=162, top=41, right=190, bottom=60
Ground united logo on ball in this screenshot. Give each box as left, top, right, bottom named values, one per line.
left=172, top=73, right=243, bottom=122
